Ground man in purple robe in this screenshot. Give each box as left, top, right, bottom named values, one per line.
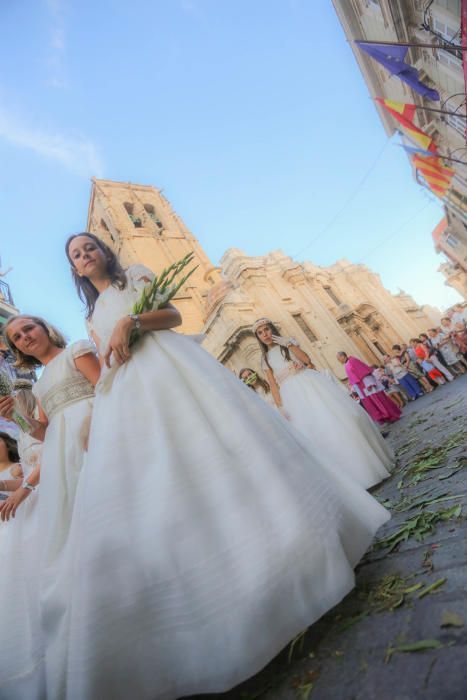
left=337, top=352, right=401, bottom=425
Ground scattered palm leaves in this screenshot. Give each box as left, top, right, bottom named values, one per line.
left=417, top=577, right=447, bottom=599
left=438, top=457, right=467, bottom=481
left=397, top=430, right=466, bottom=488
left=385, top=638, right=445, bottom=663
left=396, top=437, right=420, bottom=456
left=394, top=491, right=466, bottom=513
left=374, top=504, right=462, bottom=552
left=365, top=573, right=423, bottom=613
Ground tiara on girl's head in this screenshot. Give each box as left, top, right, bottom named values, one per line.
left=252, top=318, right=272, bottom=334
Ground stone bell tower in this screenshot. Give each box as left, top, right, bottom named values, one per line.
left=86, top=178, right=221, bottom=334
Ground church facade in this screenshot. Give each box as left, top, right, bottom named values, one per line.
left=87, top=178, right=440, bottom=380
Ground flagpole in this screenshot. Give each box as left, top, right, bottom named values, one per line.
left=412, top=105, right=466, bottom=118
left=397, top=148, right=467, bottom=165
left=375, top=100, right=467, bottom=118
left=355, top=39, right=467, bottom=52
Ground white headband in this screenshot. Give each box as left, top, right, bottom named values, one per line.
left=252, top=317, right=272, bottom=334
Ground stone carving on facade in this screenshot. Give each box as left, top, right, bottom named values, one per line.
left=87, top=179, right=440, bottom=381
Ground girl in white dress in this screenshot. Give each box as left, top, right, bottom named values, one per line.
left=0, top=386, right=43, bottom=700
left=0, top=315, right=100, bottom=699
left=57, top=233, right=390, bottom=700
left=254, top=318, right=393, bottom=489
left=239, top=367, right=275, bottom=406
left=0, top=382, right=42, bottom=521
left=0, top=432, right=23, bottom=500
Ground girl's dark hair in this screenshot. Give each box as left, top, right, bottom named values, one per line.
left=65, top=232, right=127, bottom=319
left=239, top=368, right=271, bottom=394
left=0, top=431, right=19, bottom=463
left=254, top=321, right=291, bottom=371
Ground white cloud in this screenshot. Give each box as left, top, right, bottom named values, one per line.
left=0, top=108, right=103, bottom=177
left=44, top=0, right=67, bottom=88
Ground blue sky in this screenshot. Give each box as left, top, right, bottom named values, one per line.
left=0, top=0, right=461, bottom=343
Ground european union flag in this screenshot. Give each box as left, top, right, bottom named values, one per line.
left=356, top=42, right=440, bottom=102
left=399, top=143, right=436, bottom=158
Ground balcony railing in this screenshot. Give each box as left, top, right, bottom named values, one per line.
left=0, top=279, right=14, bottom=306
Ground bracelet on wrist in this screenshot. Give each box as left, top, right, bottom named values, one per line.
left=128, top=314, right=142, bottom=331
left=22, top=480, right=35, bottom=492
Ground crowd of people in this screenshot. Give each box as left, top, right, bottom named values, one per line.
left=0, top=230, right=463, bottom=700
left=241, top=303, right=467, bottom=431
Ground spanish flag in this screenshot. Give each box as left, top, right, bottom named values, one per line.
left=412, top=154, right=454, bottom=197
left=375, top=98, right=437, bottom=153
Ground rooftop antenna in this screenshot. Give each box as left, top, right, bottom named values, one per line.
left=0, top=256, right=12, bottom=277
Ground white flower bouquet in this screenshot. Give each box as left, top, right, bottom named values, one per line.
left=0, top=373, right=35, bottom=433
left=98, top=254, right=198, bottom=394
left=129, top=253, right=198, bottom=346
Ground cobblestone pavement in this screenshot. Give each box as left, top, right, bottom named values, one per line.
left=191, top=375, right=467, bottom=700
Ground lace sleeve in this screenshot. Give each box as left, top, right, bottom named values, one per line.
left=71, top=339, right=96, bottom=360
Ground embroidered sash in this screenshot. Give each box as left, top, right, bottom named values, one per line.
left=41, top=377, right=94, bottom=420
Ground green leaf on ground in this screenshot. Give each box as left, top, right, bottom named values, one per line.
left=288, top=629, right=307, bottom=663
left=440, top=611, right=464, bottom=628
left=297, top=683, right=313, bottom=700
left=334, top=610, right=369, bottom=634
left=385, top=639, right=444, bottom=663
left=418, top=577, right=447, bottom=599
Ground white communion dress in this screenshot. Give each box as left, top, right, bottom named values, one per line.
left=263, top=346, right=393, bottom=489
left=251, top=382, right=275, bottom=407
left=55, top=265, right=389, bottom=700
left=0, top=434, right=42, bottom=700
left=0, top=343, right=95, bottom=700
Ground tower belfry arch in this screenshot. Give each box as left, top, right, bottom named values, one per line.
left=86, top=178, right=221, bottom=334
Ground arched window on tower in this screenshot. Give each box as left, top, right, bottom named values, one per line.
left=123, top=202, right=142, bottom=228
left=144, top=204, right=163, bottom=231
left=100, top=218, right=115, bottom=243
